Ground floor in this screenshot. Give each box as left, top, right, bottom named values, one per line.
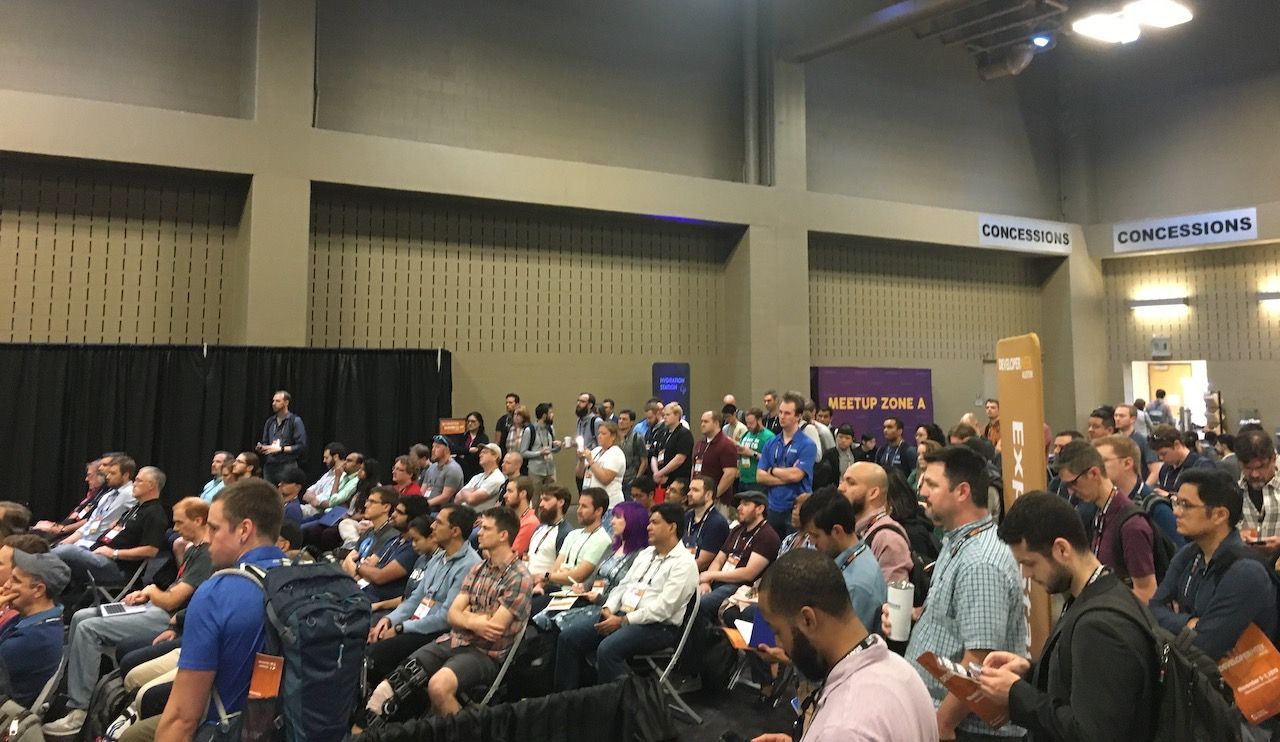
left=680, top=685, right=797, bottom=742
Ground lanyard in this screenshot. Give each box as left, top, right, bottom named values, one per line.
left=732, top=521, right=765, bottom=559
left=638, top=553, right=670, bottom=587
left=568, top=525, right=602, bottom=566
left=1091, top=488, right=1119, bottom=555
left=840, top=543, right=869, bottom=569
left=947, top=517, right=995, bottom=559
left=532, top=522, right=558, bottom=556
left=792, top=634, right=877, bottom=742
left=687, top=507, right=714, bottom=546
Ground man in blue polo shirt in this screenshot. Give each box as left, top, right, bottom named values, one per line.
left=154, top=479, right=287, bottom=741
left=0, top=550, right=67, bottom=708
left=754, top=391, right=817, bottom=536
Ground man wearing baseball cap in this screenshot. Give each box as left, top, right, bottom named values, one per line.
left=454, top=443, right=507, bottom=512
left=424, top=435, right=465, bottom=511
left=0, top=550, right=68, bottom=707
left=696, top=490, right=781, bottom=626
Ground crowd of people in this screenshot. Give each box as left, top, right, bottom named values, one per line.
left=2, top=386, right=1278, bottom=741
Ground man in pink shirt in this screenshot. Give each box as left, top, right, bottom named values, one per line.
left=750, top=549, right=938, bottom=742
left=839, top=462, right=913, bottom=585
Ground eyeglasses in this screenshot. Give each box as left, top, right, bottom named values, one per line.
left=1169, top=496, right=1208, bottom=512
left=1062, top=469, right=1090, bottom=491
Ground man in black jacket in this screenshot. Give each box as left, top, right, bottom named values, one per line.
left=977, top=491, right=1158, bottom=741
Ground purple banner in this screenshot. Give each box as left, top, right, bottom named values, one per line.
left=810, top=366, right=934, bottom=447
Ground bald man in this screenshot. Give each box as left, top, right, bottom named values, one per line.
left=837, top=462, right=913, bottom=584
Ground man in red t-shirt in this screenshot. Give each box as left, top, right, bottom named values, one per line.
left=693, top=411, right=739, bottom=509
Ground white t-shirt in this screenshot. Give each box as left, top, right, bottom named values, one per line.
left=584, top=445, right=626, bottom=506
left=528, top=522, right=561, bottom=574
left=464, top=468, right=507, bottom=512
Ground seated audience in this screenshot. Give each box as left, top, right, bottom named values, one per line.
left=503, top=476, right=541, bottom=558
left=45, top=497, right=211, bottom=736
left=682, top=475, right=730, bottom=572
left=697, top=490, right=781, bottom=626
left=454, top=443, right=506, bottom=512
left=276, top=465, right=309, bottom=525
left=343, top=488, right=418, bottom=606
left=531, top=488, right=612, bottom=600
left=230, top=450, right=263, bottom=479
left=391, top=455, right=423, bottom=498
left=536, top=501, right=650, bottom=634
left=423, top=436, right=465, bottom=510
left=978, top=492, right=1158, bottom=740
left=526, top=485, right=573, bottom=579
left=554, top=503, right=698, bottom=690
left=54, top=465, right=167, bottom=586
left=630, top=475, right=659, bottom=511
left=0, top=550, right=68, bottom=708
left=1150, top=468, right=1278, bottom=659
left=366, top=507, right=481, bottom=684
left=365, top=507, right=531, bottom=719
left=0, top=535, right=51, bottom=633
left=56, top=455, right=136, bottom=557
left=33, top=457, right=106, bottom=540
left=300, top=442, right=349, bottom=517
left=198, top=451, right=230, bottom=503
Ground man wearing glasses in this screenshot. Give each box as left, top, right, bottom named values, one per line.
left=1054, top=441, right=1158, bottom=604
left=1150, top=468, right=1278, bottom=660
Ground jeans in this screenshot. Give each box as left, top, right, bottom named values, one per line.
left=555, top=619, right=680, bottom=690
left=67, top=605, right=171, bottom=707
left=52, top=543, right=127, bottom=584
left=698, top=583, right=740, bottom=628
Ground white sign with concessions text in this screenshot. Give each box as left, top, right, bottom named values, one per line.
left=978, top=215, right=1072, bottom=254
left=1113, top=207, right=1258, bottom=253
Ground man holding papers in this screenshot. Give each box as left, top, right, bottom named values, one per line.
left=554, top=503, right=697, bottom=689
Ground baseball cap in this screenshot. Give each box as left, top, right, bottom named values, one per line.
left=735, top=490, right=767, bottom=506
left=835, top=424, right=855, bottom=437
left=481, top=443, right=502, bottom=456
left=432, top=435, right=451, bottom=447
left=12, top=550, right=71, bottom=595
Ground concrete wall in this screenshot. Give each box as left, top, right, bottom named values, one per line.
left=315, top=0, right=746, bottom=182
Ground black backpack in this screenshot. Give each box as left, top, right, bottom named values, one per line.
left=215, top=560, right=371, bottom=742
left=1113, top=503, right=1177, bottom=582
left=77, top=670, right=130, bottom=742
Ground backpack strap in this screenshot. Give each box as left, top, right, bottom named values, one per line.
left=212, top=562, right=288, bottom=652
left=1110, top=505, right=1146, bottom=579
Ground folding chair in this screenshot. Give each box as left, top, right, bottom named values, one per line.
left=474, top=621, right=527, bottom=707
left=86, top=560, right=149, bottom=607
left=0, top=654, right=66, bottom=738
left=632, top=593, right=702, bottom=725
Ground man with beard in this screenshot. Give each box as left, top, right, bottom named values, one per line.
left=575, top=392, right=604, bottom=492
left=750, top=550, right=937, bottom=742
left=345, top=487, right=417, bottom=605
left=839, top=462, right=912, bottom=585
left=1236, top=429, right=1280, bottom=546
left=525, top=485, right=572, bottom=579
left=977, top=492, right=1157, bottom=740
left=527, top=403, right=563, bottom=485
left=504, top=475, right=540, bottom=558
left=697, top=491, right=780, bottom=625
left=682, top=475, right=730, bottom=572
left=798, top=488, right=887, bottom=634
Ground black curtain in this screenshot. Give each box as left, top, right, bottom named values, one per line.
left=0, top=344, right=452, bottom=519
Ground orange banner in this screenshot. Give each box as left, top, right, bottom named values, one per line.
left=438, top=418, right=466, bottom=436
left=996, top=333, right=1052, bottom=659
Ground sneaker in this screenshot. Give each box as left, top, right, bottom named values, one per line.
left=43, top=709, right=88, bottom=735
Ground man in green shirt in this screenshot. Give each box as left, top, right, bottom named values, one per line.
left=734, top=408, right=776, bottom=520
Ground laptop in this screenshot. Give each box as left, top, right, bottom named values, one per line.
left=99, top=602, right=148, bottom=618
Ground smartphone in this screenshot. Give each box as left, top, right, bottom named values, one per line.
left=719, top=733, right=750, bottom=742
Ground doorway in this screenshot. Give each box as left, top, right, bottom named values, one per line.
left=1126, top=360, right=1208, bottom=429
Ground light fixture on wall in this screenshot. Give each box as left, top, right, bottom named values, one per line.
left=1128, top=294, right=1189, bottom=320
left=1128, top=296, right=1188, bottom=309
left=1257, top=291, right=1280, bottom=302
left=1072, top=0, right=1192, bottom=44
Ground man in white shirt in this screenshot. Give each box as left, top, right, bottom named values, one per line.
left=61, top=455, right=136, bottom=550
left=581, top=422, right=626, bottom=507
left=532, top=489, right=611, bottom=595
left=527, top=486, right=572, bottom=577
left=454, top=444, right=507, bottom=512
left=554, top=502, right=698, bottom=689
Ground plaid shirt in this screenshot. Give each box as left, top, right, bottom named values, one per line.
left=1240, top=470, right=1280, bottom=538
left=905, top=515, right=1028, bottom=737
left=447, top=554, right=532, bottom=658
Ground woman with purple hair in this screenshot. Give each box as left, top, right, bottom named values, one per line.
left=534, top=500, right=650, bottom=632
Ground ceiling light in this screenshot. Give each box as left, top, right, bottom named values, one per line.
left=1128, top=297, right=1188, bottom=308
left=1031, top=34, right=1052, bottom=48
left=1073, top=12, right=1141, bottom=43
left=1123, top=0, right=1193, bottom=28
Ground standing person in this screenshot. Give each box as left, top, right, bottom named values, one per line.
left=1112, top=404, right=1156, bottom=481
left=1146, top=389, right=1172, bottom=426
left=750, top=550, right=938, bottom=742
left=722, top=404, right=747, bottom=444
left=977, top=492, right=1158, bottom=741
left=256, top=390, right=307, bottom=484
left=889, top=445, right=1027, bottom=742
left=581, top=422, right=626, bottom=508
left=152, top=479, right=289, bottom=740
left=494, top=394, right=519, bottom=456
left=505, top=406, right=535, bottom=473
left=1215, top=433, right=1242, bottom=483
left=755, top=392, right=818, bottom=536
left=693, top=410, right=739, bottom=511
left=1054, top=441, right=1159, bottom=604
left=1149, top=424, right=1214, bottom=496
left=734, top=408, right=776, bottom=521
left=651, top=403, right=695, bottom=490
left=761, top=390, right=782, bottom=436
left=457, top=412, right=489, bottom=482
left=1094, top=435, right=1184, bottom=548
left=877, top=418, right=916, bottom=479
left=982, top=400, right=1001, bottom=451
left=527, top=403, right=563, bottom=485
left=1236, top=430, right=1280, bottom=545
left=574, top=392, right=604, bottom=492
left=616, top=410, right=648, bottom=496
left=840, top=462, right=913, bottom=586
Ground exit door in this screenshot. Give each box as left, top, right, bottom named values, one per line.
left=1147, top=363, right=1194, bottom=423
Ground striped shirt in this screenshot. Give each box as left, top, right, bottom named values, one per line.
left=447, top=554, right=533, bottom=658
left=905, top=515, right=1028, bottom=737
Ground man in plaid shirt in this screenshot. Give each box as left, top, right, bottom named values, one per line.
left=367, top=506, right=532, bottom=719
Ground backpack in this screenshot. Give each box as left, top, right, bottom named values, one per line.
left=1113, top=503, right=1177, bottom=582
left=1, top=659, right=66, bottom=742
left=76, top=669, right=130, bottom=742
left=212, top=560, right=371, bottom=742
left=864, top=518, right=932, bottom=607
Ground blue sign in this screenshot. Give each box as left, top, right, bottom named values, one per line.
left=652, top=363, right=690, bottom=414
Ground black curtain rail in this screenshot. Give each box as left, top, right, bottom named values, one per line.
left=0, top=343, right=452, bottom=518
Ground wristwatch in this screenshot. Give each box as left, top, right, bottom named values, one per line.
left=112, top=549, right=119, bottom=559
left=394, top=623, right=405, bottom=635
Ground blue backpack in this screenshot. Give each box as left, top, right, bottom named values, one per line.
left=209, top=561, right=371, bottom=742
